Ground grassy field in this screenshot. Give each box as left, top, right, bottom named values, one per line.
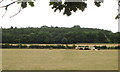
left=2, top=49, right=118, bottom=70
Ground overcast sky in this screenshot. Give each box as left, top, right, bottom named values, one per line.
left=0, top=0, right=118, bottom=33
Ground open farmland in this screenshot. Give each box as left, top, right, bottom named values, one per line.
left=2, top=49, right=118, bottom=70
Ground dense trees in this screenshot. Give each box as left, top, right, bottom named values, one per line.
left=2, top=25, right=120, bottom=44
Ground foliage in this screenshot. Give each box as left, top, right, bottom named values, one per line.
left=49, top=2, right=87, bottom=16
left=2, top=26, right=120, bottom=44
left=94, top=45, right=107, bottom=49
left=2, top=43, right=120, bottom=49
left=1, top=0, right=119, bottom=19
left=19, top=0, right=102, bottom=16
left=115, top=45, right=120, bottom=49
left=49, top=1, right=102, bottom=16
left=20, top=2, right=34, bottom=9
left=2, top=44, right=27, bottom=48
left=29, top=44, right=75, bottom=49
left=93, top=45, right=120, bottom=49
left=0, top=0, right=103, bottom=17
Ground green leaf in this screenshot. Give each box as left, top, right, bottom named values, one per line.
left=115, top=14, right=120, bottom=19
left=94, top=2, right=101, bottom=7
left=28, top=2, right=34, bottom=7
left=21, top=2, right=27, bottom=9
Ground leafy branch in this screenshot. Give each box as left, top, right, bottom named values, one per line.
left=49, top=1, right=102, bottom=16
left=0, top=0, right=119, bottom=19
left=0, top=0, right=34, bottom=18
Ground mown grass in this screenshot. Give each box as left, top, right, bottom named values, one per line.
left=2, top=49, right=118, bottom=70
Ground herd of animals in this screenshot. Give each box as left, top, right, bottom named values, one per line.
left=75, top=46, right=99, bottom=50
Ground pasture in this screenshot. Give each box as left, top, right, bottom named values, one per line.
left=2, top=49, right=118, bottom=70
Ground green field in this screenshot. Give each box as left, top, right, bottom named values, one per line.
left=2, top=49, right=118, bottom=70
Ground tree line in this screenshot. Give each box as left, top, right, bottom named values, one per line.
left=2, top=44, right=120, bottom=49
left=2, top=25, right=120, bottom=44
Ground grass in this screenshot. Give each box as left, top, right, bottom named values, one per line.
left=2, top=49, right=118, bottom=70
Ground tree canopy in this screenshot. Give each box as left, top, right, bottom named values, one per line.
left=2, top=26, right=120, bottom=44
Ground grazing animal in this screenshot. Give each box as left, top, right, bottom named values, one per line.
left=90, top=47, right=95, bottom=50
left=80, top=47, right=84, bottom=50
left=75, top=46, right=99, bottom=50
